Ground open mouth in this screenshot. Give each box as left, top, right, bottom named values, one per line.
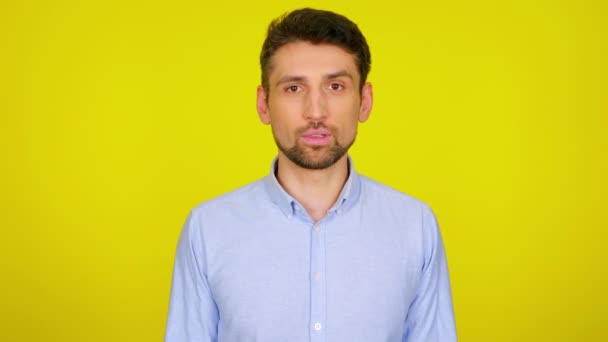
left=301, top=135, right=331, bottom=145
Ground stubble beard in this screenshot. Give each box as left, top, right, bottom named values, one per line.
left=274, top=124, right=356, bottom=170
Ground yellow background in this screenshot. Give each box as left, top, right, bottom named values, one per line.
left=2, top=0, right=607, bottom=340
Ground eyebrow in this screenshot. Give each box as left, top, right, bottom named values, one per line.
left=275, top=70, right=354, bottom=87
left=276, top=75, right=306, bottom=86
left=324, top=70, right=353, bottom=81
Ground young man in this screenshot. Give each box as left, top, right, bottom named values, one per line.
left=165, top=8, right=456, bottom=342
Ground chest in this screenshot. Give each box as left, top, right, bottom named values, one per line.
left=204, top=215, right=422, bottom=340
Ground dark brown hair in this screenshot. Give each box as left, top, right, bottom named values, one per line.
left=260, top=8, right=371, bottom=93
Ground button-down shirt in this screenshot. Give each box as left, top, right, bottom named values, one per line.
left=165, top=158, right=456, bottom=341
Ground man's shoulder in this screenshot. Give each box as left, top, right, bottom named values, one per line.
left=190, top=177, right=270, bottom=215
left=359, top=175, right=432, bottom=212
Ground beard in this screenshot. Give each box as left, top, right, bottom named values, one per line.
left=273, top=123, right=356, bottom=170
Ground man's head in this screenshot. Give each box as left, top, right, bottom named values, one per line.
left=260, top=8, right=371, bottom=94
left=257, top=8, right=373, bottom=170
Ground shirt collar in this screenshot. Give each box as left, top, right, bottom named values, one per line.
left=263, top=156, right=361, bottom=219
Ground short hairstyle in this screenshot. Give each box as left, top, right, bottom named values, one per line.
left=260, top=8, right=371, bottom=93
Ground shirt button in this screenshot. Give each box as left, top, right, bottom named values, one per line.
left=314, top=272, right=321, bottom=280
left=314, top=322, right=322, bottom=331
left=313, top=224, right=321, bottom=232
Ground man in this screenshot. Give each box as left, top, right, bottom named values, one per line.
left=165, top=8, right=456, bottom=342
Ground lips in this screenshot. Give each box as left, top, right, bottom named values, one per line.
left=301, top=128, right=332, bottom=145
left=302, top=128, right=331, bottom=137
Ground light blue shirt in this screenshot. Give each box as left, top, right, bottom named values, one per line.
left=165, top=158, right=456, bottom=341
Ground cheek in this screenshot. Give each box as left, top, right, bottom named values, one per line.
left=329, top=101, right=360, bottom=128
left=269, top=97, right=306, bottom=124
left=341, top=121, right=359, bottom=139
left=268, top=112, right=298, bottom=144
left=329, top=93, right=361, bottom=114
left=269, top=97, right=302, bottom=121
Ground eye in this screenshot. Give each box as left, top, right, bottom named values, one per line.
left=329, top=83, right=344, bottom=91
left=286, top=85, right=301, bottom=93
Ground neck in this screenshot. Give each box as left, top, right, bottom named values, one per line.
left=275, top=153, right=349, bottom=222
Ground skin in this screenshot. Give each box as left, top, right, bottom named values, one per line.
left=256, top=41, right=373, bottom=221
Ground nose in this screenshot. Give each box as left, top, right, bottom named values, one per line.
left=303, top=88, right=328, bottom=122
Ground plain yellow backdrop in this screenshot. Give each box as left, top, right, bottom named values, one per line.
left=2, top=0, right=607, bottom=341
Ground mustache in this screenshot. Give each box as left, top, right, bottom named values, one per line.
left=296, top=122, right=336, bottom=134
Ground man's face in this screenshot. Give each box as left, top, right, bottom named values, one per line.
left=257, top=41, right=373, bottom=170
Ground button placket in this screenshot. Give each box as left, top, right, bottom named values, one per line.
left=310, top=222, right=326, bottom=341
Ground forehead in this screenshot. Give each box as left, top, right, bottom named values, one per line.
left=268, top=41, right=359, bottom=82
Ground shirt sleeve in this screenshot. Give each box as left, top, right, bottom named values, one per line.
left=165, top=211, right=219, bottom=342
left=403, top=204, right=457, bottom=341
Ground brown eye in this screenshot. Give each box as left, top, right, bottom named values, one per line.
left=287, top=85, right=300, bottom=92
left=330, top=83, right=344, bottom=91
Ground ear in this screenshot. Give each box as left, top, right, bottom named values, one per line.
left=358, top=82, right=373, bottom=123
left=256, top=86, right=271, bottom=125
